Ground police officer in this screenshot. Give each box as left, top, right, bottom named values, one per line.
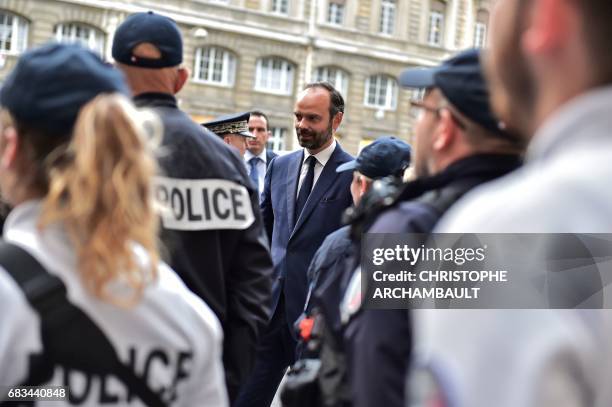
left=204, top=112, right=255, bottom=157
left=341, top=49, right=525, bottom=407
left=0, top=43, right=227, bottom=406
left=112, top=11, right=273, bottom=402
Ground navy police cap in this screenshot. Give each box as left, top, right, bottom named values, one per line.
left=112, top=11, right=183, bottom=68
left=337, top=136, right=411, bottom=179
left=399, top=49, right=508, bottom=138
left=0, top=42, right=129, bottom=134
left=203, top=112, right=255, bottom=138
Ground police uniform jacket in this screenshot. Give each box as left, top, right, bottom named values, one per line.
left=133, top=93, right=274, bottom=400
left=343, top=153, right=522, bottom=407
left=0, top=200, right=228, bottom=406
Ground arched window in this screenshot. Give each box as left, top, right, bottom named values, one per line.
left=474, top=9, right=489, bottom=48
left=194, top=47, right=237, bottom=86
left=255, top=57, right=294, bottom=95
left=364, top=74, right=397, bottom=110
left=314, top=66, right=349, bottom=97
left=427, top=0, right=446, bottom=46
left=55, top=22, right=105, bottom=55
left=0, top=10, right=28, bottom=54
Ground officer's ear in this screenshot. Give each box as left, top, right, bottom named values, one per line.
left=174, top=67, right=189, bottom=93
left=0, top=126, right=19, bottom=170
left=432, top=109, right=456, bottom=152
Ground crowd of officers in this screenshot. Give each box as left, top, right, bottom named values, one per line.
left=1, top=1, right=612, bottom=406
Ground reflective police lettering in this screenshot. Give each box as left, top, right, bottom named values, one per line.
left=54, top=347, right=193, bottom=405
left=154, top=177, right=255, bottom=230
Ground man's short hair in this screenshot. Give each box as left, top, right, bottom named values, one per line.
left=250, top=110, right=270, bottom=131
left=303, top=81, right=345, bottom=119
left=575, top=1, right=612, bottom=85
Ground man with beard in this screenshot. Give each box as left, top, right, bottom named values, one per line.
left=235, top=82, right=353, bottom=407
left=338, top=49, right=523, bottom=407
left=412, top=1, right=612, bottom=406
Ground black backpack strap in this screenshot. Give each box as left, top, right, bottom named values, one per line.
left=415, top=178, right=485, bottom=217
left=0, top=242, right=166, bottom=407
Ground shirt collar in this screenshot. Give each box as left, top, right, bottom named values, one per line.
left=3, top=199, right=44, bottom=237
left=527, top=85, right=612, bottom=163
left=303, top=139, right=337, bottom=166
left=245, top=148, right=267, bottom=164
left=133, top=92, right=178, bottom=109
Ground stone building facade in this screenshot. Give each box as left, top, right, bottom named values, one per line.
left=0, top=0, right=493, bottom=154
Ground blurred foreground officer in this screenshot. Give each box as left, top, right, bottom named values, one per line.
left=0, top=43, right=227, bottom=406
left=112, top=11, right=273, bottom=402
left=343, top=49, right=524, bottom=407
left=236, top=82, right=353, bottom=407
left=281, top=137, right=411, bottom=407
left=245, top=111, right=278, bottom=200
left=422, top=1, right=612, bottom=407
left=204, top=112, right=255, bottom=157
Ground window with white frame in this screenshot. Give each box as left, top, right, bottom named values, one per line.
left=379, top=0, right=395, bottom=35
left=327, top=0, right=345, bottom=25
left=255, top=57, right=294, bottom=95
left=427, top=1, right=446, bottom=46
left=267, top=127, right=287, bottom=152
left=474, top=9, right=489, bottom=48
left=55, top=23, right=105, bottom=55
left=193, top=47, right=236, bottom=86
left=364, top=74, right=397, bottom=110
left=314, top=66, right=349, bottom=98
left=271, top=0, right=289, bottom=15
left=474, top=22, right=486, bottom=48
left=0, top=11, right=28, bottom=54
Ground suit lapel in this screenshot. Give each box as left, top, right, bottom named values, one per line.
left=290, top=144, right=343, bottom=239
left=286, top=151, right=303, bottom=229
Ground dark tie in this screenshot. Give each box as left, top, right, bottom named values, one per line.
left=249, top=157, right=260, bottom=194
left=295, top=156, right=316, bottom=224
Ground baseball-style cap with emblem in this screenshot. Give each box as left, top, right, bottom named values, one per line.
left=112, top=11, right=183, bottom=68
left=399, top=49, right=512, bottom=139
left=203, top=112, right=255, bottom=139
left=0, top=42, right=129, bottom=135
left=336, top=136, right=411, bottom=179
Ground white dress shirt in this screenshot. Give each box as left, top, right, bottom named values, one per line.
left=296, top=139, right=337, bottom=197
left=244, top=148, right=268, bottom=194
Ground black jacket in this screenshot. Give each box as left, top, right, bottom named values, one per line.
left=134, top=93, right=274, bottom=401
left=345, top=153, right=523, bottom=407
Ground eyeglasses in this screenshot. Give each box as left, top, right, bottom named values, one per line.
left=409, top=100, right=466, bottom=129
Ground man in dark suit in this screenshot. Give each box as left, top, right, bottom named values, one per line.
left=236, top=82, right=353, bottom=407
left=245, top=110, right=278, bottom=202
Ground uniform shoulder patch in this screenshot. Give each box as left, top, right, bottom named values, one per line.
left=154, top=177, right=255, bottom=231
left=340, top=267, right=363, bottom=324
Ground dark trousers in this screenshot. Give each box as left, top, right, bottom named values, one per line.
left=235, top=298, right=297, bottom=407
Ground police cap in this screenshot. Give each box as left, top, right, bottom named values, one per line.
left=399, top=49, right=507, bottom=138
left=337, top=136, right=411, bottom=179
left=203, top=112, right=255, bottom=138
left=0, top=42, right=129, bottom=135
left=112, top=11, right=183, bottom=68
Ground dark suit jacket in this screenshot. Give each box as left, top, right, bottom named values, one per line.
left=261, top=143, right=353, bottom=333
left=265, top=149, right=278, bottom=169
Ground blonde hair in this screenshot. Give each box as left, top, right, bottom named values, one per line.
left=4, top=94, right=161, bottom=306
